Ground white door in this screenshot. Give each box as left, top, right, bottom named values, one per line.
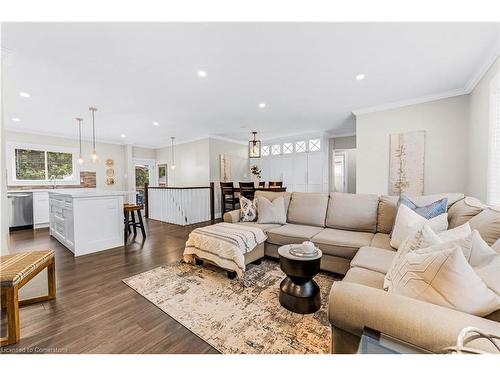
left=307, top=152, right=323, bottom=192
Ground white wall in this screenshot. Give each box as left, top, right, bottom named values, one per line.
left=133, top=146, right=156, bottom=160
left=156, top=138, right=210, bottom=186
left=208, top=137, right=248, bottom=217
left=254, top=133, right=329, bottom=193
left=467, top=56, right=500, bottom=202
left=356, top=95, right=469, bottom=195
left=5, top=130, right=127, bottom=190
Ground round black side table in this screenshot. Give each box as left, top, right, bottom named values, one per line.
left=278, top=245, right=322, bottom=314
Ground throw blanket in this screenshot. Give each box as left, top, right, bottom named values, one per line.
left=183, top=223, right=267, bottom=278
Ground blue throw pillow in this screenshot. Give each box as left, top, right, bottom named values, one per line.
left=398, top=195, right=448, bottom=219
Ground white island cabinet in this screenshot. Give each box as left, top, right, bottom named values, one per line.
left=49, top=190, right=126, bottom=256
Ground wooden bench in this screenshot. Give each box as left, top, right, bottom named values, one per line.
left=0, top=250, right=56, bottom=346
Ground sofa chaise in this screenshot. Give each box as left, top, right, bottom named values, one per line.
left=223, top=190, right=500, bottom=353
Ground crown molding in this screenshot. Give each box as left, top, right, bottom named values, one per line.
left=208, top=135, right=247, bottom=145
left=351, top=88, right=467, bottom=116
left=463, top=45, right=500, bottom=94
left=352, top=44, right=500, bottom=117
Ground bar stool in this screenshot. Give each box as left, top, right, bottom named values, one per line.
left=124, top=204, right=146, bottom=241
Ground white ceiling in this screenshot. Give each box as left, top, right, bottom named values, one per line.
left=2, top=22, right=499, bottom=147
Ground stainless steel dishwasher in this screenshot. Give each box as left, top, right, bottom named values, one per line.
left=8, top=192, right=34, bottom=230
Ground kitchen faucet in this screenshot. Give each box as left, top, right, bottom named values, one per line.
left=50, top=175, right=57, bottom=189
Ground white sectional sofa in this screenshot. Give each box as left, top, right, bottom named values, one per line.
left=223, top=190, right=500, bottom=354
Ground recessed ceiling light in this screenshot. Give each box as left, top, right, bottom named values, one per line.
left=19, top=92, right=31, bottom=98
left=197, top=70, right=207, bottom=77
left=12, top=117, right=20, bottom=122
left=120, top=134, right=127, bottom=138
left=258, top=103, right=266, bottom=108
left=153, top=121, right=159, bottom=126
left=356, top=74, right=366, bottom=81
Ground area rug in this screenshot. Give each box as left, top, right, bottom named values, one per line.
left=123, top=259, right=336, bottom=354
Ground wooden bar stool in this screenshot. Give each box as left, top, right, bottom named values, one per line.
left=0, top=250, right=56, bottom=346
left=124, top=204, right=146, bottom=241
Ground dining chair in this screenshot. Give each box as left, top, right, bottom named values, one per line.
left=258, top=181, right=265, bottom=188
left=239, top=182, right=256, bottom=200
left=268, top=181, right=283, bottom=188
left=220, top=182, right=239, bottom=213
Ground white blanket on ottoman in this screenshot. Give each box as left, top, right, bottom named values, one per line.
left=183, top=223, right=267, bottom=278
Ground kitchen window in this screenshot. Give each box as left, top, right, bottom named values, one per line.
left=7, top=143, right=80, bottom=185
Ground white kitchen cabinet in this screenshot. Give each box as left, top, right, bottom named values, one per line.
left=33, top=191, right=50, bottom=228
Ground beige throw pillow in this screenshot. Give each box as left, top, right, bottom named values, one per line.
left=389, top=246, right=500, bottom=316
left=468, top=208, right=500, bottom=246
left=390, top=204, right=448, bottom=249
left=256, top=196, right=286, bottom=225
left=384, top=223, right=471, bottom=290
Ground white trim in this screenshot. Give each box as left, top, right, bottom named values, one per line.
left=351, top=88, right=466, bottom=116
left=6, top=142, right=81, bottom=186
left=487, top=71, right=500, bottom=206
left=352, top=47, right=500, bottom=116
left=464, top=46, right=500, bottom=93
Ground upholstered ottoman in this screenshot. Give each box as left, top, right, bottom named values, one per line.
left=183, top=222, right=266, bottom=279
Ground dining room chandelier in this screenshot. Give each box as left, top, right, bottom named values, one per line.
left=248, top=131, right=261, bottom=158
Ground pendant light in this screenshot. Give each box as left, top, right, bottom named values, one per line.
left=248, top=131, right=261, bottom=158
left=89, top=106, right=98, bottom=162
left=170, top=137, right=176, bottom=170
left=76, top=117, right=84, bottom=165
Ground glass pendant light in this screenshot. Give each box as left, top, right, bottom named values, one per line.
left=248, top=131, right=261, bottom=158
left=76, top=117, right=84, bottom=165
left=170, top=137, right=176, bottom=169
left=89, top=106, right=98, bottom=162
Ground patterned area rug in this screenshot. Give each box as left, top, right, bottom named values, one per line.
left=123, top=259, right=336, bottom=354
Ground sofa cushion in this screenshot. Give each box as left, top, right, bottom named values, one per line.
left=343, top=267, right=385, bottom=290
left=468, top=208, right=500, bottom=246
left=266, top=224, right=323, bottom=245
left=254, top=190, right=292, bottom=215
left=234, top=222, right=282, bottom=233
left=287, top=192, right=329, bottom=227
left=256, top=196, right=286, bottom=224
left=448, top=197, right=485, bottom=229
left=350, top=247, right=396, bottom=274
left=376, top=193, right=465, bottom=234
left=326, top=192, right=379, bottom=233
left=311, top=228, right=374, bottom=259
left=370, top=233, right=394, bottom=250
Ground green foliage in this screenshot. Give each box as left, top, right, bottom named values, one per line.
left=47, top=152, right=73, bottom=179
left=15, top=148, right=73, bottom=181
left=16, top=149, right=46, bottom=180
left=135, top=166, right=149, bottom=188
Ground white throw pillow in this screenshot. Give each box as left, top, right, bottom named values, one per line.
left=256, top=196, right=287, bottom=225
left=390, top=204, right=448, bottom=249
left=384, top=223, right=471, bottom=290
left=239, top=196, right=257, bottom=222
left=389, top=246, right=500, bottom=316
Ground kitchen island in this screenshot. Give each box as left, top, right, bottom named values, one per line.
left=48, top=189, right=127, bottom=256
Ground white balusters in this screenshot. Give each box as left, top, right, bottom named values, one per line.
left=147, top=187, right=211, bottom=225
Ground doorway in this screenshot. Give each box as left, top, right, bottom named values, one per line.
left=133, top=158, right=156, bottom=205
left=333, top=149, right=356, bottom=193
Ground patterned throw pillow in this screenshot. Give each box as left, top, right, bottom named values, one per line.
left=239, top=196, right=257, bottom=222
left=399, top=195, right=448, bottom=219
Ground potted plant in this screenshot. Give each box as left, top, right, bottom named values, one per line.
left=250, top=165, right=262, bottom=185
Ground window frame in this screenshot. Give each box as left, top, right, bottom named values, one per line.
left=309, top=138, right=321, bottom=152
left=487, top=72, right=500, bottom=206
left=261, top=145, right=270, bottom=157
left=7, top=142, right=81, bottom=186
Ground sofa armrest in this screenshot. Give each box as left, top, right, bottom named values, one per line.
left=329, top=281, right=500, bottom=353
left=223, top=209, right=241, bottom=223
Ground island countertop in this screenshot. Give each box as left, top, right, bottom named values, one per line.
left=48, top=189, right=129, bottom=198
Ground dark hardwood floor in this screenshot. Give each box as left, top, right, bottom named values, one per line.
left=1, top=219, right=219, bottom=354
